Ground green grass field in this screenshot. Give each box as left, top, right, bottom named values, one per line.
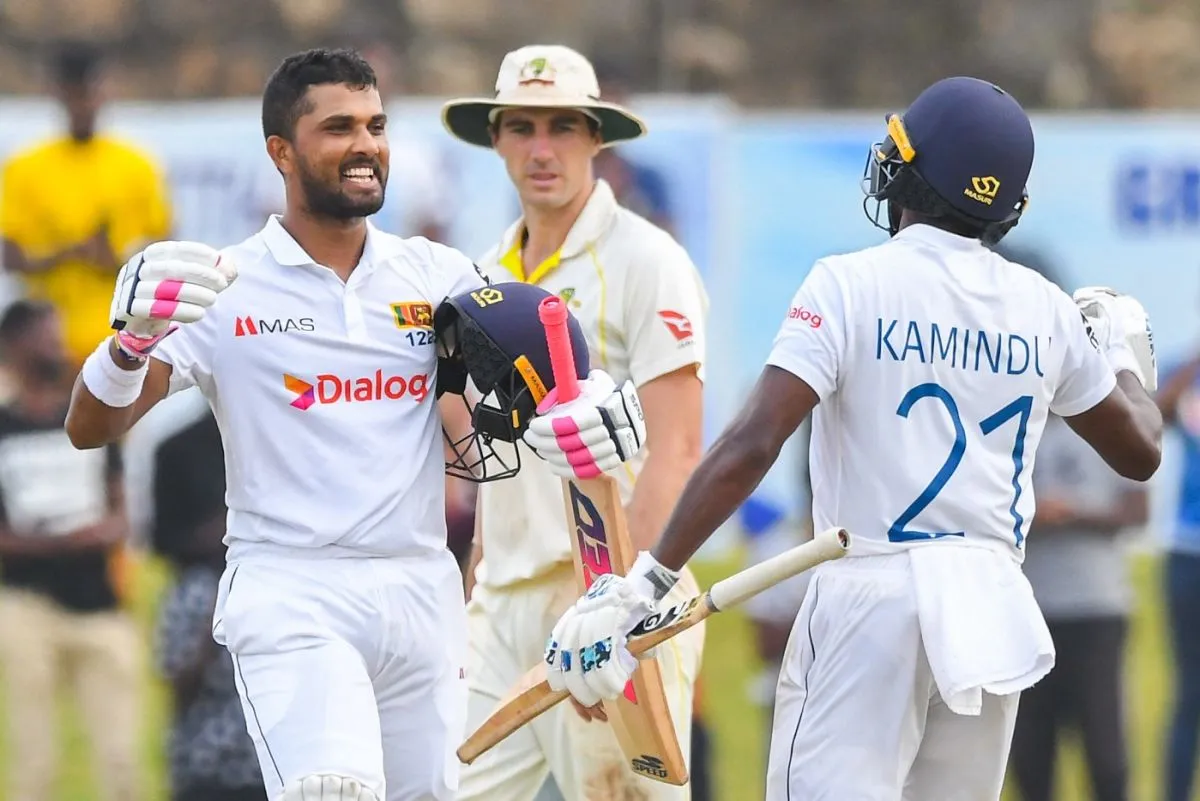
left=0, top=551, right=1190, bottom=801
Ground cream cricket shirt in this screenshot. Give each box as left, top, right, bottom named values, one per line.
left=475, top=180, right=708, bottom=589
left=153, top=216, right=486, bottom=560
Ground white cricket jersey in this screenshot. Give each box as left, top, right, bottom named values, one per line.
left=152, top=216, right=485, bottom=559
left=475, top=180, right=708, bottom=589
left=767, top=224, right=1116, bottom=563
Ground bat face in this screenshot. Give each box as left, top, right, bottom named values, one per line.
left=567, top=481, right=613, bottom=585
left=567, top=479, right=638, bottom=705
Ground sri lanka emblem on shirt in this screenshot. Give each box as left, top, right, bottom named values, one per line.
left=391, top=302, right=434, bottom=330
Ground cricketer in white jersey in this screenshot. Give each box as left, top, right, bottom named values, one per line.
left=65, top=48, right=644, bottom=801
left=534, top=76, right=1163, bottom=800
left=441, top=44, right=708, bottom=800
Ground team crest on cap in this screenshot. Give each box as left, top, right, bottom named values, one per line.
left=518, top=57, right=557, bottom=86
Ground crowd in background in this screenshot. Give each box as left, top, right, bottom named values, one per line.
left=0, top=32, right=1199, bottom=801
left=4, top=0, right=1200, bottom=107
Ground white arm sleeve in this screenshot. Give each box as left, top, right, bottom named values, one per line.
left=764, top=260, right=848, bottom=400
left=1049, top=289, right=1117, bottom=417
left=623, top=239, right=708, bottom=385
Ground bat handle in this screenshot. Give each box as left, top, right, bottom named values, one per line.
left=538, top=296, right=581, bottom=404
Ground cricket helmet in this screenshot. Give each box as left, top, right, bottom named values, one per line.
left=862, top=76, right=1034, bottom=246
left=435, top=281, right=589, bottom=483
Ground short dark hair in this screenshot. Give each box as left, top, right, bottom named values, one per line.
left=53, top=41, right=102, bottom=88
left=261, top=48, right=378, bottom=141
left=0, top=300, right=55, bottom=344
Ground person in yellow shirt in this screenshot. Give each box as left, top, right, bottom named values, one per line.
left=1, top=42, right=171, bottom=367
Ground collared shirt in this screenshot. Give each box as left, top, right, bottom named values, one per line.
left=767, top=224, right=1115, bottom=563
left=153, top=216, right=485, bottom=559
left=474, top=180, right=708, bottom=589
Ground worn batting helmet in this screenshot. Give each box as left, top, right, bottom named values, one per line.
left=862, top=76, right=1034, bottom=246
left=435, top=281, right=589, bottom=483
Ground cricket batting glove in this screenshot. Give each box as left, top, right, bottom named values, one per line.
left=1073, top=286, right=1157, bottom=393
left=544, top=552, right=681, bottom=706
left=523, top=369, right=646, bottom=479
left=109, top=241, right=237, bottom=360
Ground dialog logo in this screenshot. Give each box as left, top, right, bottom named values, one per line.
left=284, top=371, right=430, bottom=409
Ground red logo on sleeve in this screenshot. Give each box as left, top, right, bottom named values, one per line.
left=657, top=310, right=694, bottom=341
left=788, top=305, right=823, bottom=329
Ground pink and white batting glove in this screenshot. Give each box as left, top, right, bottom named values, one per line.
left=523, top=369, right=646, bottom=479
left=109, top=242, right=236, bottom=360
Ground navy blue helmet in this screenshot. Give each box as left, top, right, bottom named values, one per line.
left=435, top=281, right=589, bottom=483
left=862, top=76, right=1034, bottom=246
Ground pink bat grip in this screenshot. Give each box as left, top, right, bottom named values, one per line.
left=538, top=296, right=580, bottom=403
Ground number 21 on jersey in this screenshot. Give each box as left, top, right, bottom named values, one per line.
left=889, top=382, right=1033, bottom=546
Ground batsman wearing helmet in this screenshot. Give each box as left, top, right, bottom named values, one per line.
left=442, top=44, right=708, bottom=800
left=537, top=76, right=1162, bottom=799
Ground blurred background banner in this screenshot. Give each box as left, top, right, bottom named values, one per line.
left=3, top=99, right=1199, bottom=534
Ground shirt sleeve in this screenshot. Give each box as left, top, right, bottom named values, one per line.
left=151, top=306, right=220, bottom=398
left=1049, top=288, right=1117, bottom=417
left=427, top=240, right=488, bottom=301
left=622, top=238, right=708, bottom=386
left=765, top=260, right=848, bottom=401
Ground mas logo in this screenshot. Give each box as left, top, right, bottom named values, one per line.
left=284, top=370, right=430, bottom=410
left=391, top=302, right=433, bottom=330
left=235, top=316, right=315, bottom=337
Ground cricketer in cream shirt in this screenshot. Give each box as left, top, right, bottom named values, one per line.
left=461, top=178, right=708, bottom=800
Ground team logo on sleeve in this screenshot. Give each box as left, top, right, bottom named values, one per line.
left=657, top=310, right=694, bottom=342
left=787, top=304, right=823, bottom=329
left=391, top=302, right=434, bottom=330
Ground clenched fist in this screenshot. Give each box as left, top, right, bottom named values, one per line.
left=1073, top=286, right=1156, bottom=393
left=110, top=242, right=237, bottom=359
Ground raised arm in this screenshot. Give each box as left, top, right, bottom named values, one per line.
left=1059, top=287, right=1162, bottom=481
left=67, top=241, right=237, bottom=449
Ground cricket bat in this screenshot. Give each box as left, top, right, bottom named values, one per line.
left=534, top=295, right=691, bottom=785
left=457, top=525, right=852, bottom=767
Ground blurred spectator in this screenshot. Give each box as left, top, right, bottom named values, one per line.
left=0, top=299, right=142, bottom=801
left=0, top=42, right=171, bottom=367
left=592, top=62, right=676, bottom=235
left=1155, top=349, right=1200, bottom=801
left=1009, top=414, right=1144, bottom=801
left=148, top=404, right=263, bottom=801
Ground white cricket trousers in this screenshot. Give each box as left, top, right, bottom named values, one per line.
left=457, top=563, right=705, bottom=801
left=212, top=546, right=469, bottom=801
left=766, top=553, right=1020, bottom=801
